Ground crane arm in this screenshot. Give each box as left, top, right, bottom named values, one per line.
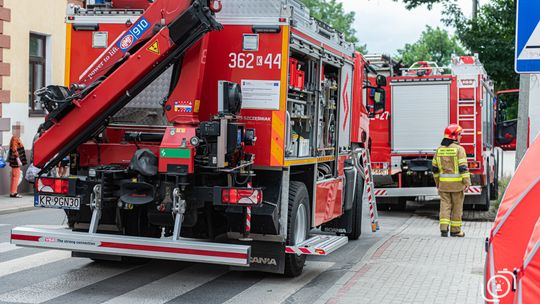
left=33, top=0, right=222, bottom=173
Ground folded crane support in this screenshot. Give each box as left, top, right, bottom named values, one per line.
left=34, top=0, right=222, bottom=173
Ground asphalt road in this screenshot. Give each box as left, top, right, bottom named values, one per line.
left=0, top=208, right=409, bottom=304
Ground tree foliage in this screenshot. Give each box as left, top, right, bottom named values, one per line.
left=393, top=0, right=518, bottom=90
left=397, top=26, right=465, bottom=67
left=443, top=0, right=518, bottom=91
left=301, top=0, right=367, bottom=52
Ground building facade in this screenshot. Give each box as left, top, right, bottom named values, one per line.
left=0, top=0, right=81, bottom=194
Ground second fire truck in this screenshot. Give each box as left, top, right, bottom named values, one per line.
left=366, top=54, right=497, bottom=211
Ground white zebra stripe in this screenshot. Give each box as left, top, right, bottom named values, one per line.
left=0, top=263, right=134, bottom=303
left=102, top=264, right=227, bottom=304
left=0, top=242, right=20, bottom=254
left=224, top=261, right=334, bottom=304
left=0, top=250, right=71, bottom=278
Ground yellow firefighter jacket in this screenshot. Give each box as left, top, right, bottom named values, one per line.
left=432, top=142, right=471, bottom=192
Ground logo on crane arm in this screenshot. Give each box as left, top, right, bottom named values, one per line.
left=119, top=35, right=134, bottom=50
left=117, top=16, right=151, bottom=52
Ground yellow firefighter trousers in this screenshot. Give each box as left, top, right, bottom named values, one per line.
left=439, top=191, right=464, bottom=233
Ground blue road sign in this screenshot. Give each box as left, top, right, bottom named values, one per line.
left=516, top=0, right=540, bottom=73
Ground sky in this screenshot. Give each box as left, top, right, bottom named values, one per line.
left=339, top=0, right=475, bottom=55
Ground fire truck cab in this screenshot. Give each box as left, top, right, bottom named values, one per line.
left=367, top=54, right=497, bottom=211
left=11, top=0, right=381, bottom=277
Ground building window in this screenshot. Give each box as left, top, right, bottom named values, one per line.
left=29, top=33, right=47, bottom=116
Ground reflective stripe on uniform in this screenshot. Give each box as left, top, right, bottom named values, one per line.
left=440, top=218, right=450, bottom=225
left=439, top=173, right=463, bottom=182
left=437, top=148, right=457, bottom=156
left=433, top=173, right=440, bottom=178
left=450, top=221, right=462, bottom=227
left=458, top=158, right=468, bottom=165
left=440, top=177, right=463, bottom=182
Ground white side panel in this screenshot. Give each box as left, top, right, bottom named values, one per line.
left=339, top=63, right=353, bottom=149
left=391, top=82, right=450, bottom=153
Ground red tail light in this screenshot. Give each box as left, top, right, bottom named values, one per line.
left=36, top=178, right=69, bottom=194
left=221, top=188, right=263, bottom=205
left=372, top=162, right=388, bottom=169
left=468, top=161, right=480, bottom=169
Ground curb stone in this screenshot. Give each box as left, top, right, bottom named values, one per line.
left=0, top=206, right=36, bottom=215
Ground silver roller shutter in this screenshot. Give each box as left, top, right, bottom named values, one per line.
left=391, top=81, right=450, bottom=154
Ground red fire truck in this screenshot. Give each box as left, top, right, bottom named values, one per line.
left=11, top=0, right=384, bottom=277
left=495, top=89, right=519, bottom=151
left=366, top=54, right=497, bottom=211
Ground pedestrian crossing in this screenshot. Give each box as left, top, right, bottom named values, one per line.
left=0, top=241, right=337, bottom=304
left=224, top=262, right=334, bottom=304
left=0, top=242, right=19, bottom=253
left=0, top=250, right=71, bottom=278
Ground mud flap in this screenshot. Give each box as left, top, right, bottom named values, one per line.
left=230, top=241, right=285, bottom=274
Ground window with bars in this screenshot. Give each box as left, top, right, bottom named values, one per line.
left=29, top=33, right=47, bottom=116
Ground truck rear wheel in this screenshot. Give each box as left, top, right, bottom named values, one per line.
left=376, top=197, right=407, bottom=211
left=346, top=176, right=364, bottom=240
left=467, top=187, right=490, bottom=211
left=284, top=181, right=310, bottom=277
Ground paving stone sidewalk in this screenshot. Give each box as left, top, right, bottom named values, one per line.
left=0, top=194, right=34, bottom=215
left=318, top=215, right=492, bottom=304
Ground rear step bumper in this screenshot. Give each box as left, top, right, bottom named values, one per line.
left=374, top=186, right=483, bottom=197
left=11, top=226, right=250, bottom=267
left=286, top=235, right=348, bottom=255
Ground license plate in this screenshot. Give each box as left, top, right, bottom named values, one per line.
left=372, top=169, right=389, bottom=176
left=35, top=194, right=80, bottom=210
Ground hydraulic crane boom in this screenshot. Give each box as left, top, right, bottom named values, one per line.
left=33, top=0, right=222, bottom=172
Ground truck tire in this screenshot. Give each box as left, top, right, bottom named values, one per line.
left=489, top=161, right=499, bottom=201
left=480, top=166, right=493, bottom=211
left=346, top=176, right=364, bottom=240
left=468, top=187, right=490, bottom=211
left=376, top=197, right=407, bottom=211
left=284, top=181, right=310, bottom=277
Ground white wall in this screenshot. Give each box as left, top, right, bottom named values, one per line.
left=2, top=103, right=42, bottom=147
left=1, top=0, right=68, bottom=148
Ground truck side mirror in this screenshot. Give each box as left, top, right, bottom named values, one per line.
left=376, top=75, right=387, bottom=87
left=367, top=88, right=386, bottom=117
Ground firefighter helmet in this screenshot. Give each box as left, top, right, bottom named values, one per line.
left=444, top=124, right=463, bottom=141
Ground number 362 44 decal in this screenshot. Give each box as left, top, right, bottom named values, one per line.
left=228, top=53, right=281, bottom=70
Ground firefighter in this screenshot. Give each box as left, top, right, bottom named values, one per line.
left=432, top=124, right=471, bottom=237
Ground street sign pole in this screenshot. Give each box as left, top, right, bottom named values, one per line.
left=514, top=0, right=540, bottom=166
left=516, top=74, right=530, bottom=168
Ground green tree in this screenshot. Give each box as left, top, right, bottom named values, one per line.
left=393, top=0, right=518, bottom=91
left=301, top=0, right=367, bottom=52
left=397, top=25, right=465, bottom=67
left=443, top=0, right=518, bottom=91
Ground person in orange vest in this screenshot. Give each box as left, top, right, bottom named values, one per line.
left=432, top=124, right=471, bottom=237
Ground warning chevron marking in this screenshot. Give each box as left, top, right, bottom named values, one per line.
left=147, top=41, right=160, bottom=55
